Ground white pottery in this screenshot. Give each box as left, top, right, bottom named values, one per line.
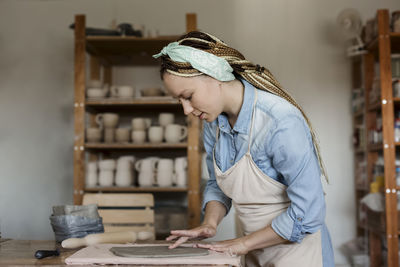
left=165, top=124, right=188, bottom=143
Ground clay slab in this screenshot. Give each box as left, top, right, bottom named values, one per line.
left=110, top=246, right=209, bottom=258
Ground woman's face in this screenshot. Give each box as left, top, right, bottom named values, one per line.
left=163, top=73, right=224, bottom=122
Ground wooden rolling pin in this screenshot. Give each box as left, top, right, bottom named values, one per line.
left=61, top=231, right=153, bottom=249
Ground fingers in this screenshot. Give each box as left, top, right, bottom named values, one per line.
left=168, top=236, right=189, bottom=249
left=170, top=230, right=200, bottom=238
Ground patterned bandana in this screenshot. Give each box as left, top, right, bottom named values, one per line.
left=153, top=42, right=235, bottom=81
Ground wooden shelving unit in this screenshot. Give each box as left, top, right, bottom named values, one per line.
left=352, top=9, right=400, bottom=267
left=73, top=14, right=202, bottom=232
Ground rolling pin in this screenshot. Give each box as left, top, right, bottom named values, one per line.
left=61, top=231, right=153, bottom=249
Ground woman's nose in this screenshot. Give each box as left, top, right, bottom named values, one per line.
left=180, top=99, right=194, bottom=115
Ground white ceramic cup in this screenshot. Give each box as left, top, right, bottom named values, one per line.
left=86, top=127, right=102, bottom=143
left=115, top=128, right=130, bottom=142
left=104, top=128, right=115, bottom=143
left=131, top=130, right=146, bottom=143
left=135, top=158, right=157, bottom=173
left=96, top=113, right=119, bottom=128
left=154, top=159, right=174, bottom=187
left=148, top=126, right=164, bottom=143
left=158, top=113, right=174, bottom=127
left=165, top=124, right=188, bottom=143
left=98, top=170, right=114, bottom=186
left=174, top=157, right=187, bottom=172
left=87, top=88, right=106, bottom=98
left=87, top=161, right=98, bottom=172
left=115, top=170, right=133, bottom=187
left=98, top=159, right=116, bottom=171
left=111, top=85, right=135, bottom=98
left=131, top=118, right=151, bottom=131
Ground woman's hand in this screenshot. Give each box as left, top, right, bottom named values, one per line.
left=195, top=237, right=249, bottom=256
left=166, top=223, right=217, bottom=249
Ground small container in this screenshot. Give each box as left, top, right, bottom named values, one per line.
left=393, top=80, right=400, bottom=97
left=391, top=11, right=400, bottom=32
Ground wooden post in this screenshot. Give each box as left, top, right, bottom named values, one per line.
left=377, top=9, right=399, bottom=267
left=73, top=15, right=86, bottom=205
left=185, top=13, right=201, bottom=228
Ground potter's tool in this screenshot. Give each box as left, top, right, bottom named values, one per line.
left=34, top=249, right=59, bottom=259
left=110, top=246, right=209, bottom=258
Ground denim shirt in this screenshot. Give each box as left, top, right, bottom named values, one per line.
left=202, top=79, right=334, bottom=266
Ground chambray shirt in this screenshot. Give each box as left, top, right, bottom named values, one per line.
left=202, top=79, right=334, bottom=267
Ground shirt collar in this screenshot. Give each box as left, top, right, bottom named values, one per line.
left=217, top=78, right=255, bottom=134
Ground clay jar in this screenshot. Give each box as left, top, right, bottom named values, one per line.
left=131, top=118, right=151, bottom=131
left=154, top=158, right=174, bottom=187
left=86, top=161, right=98, bottom=187
left=174, top=157, right=188, bottom=187
left=165, top=124, right=187, bottom=143
left=135, top=157, right=158, bottom=187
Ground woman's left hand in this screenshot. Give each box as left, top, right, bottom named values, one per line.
left=194, top=237, right=249, bottom=256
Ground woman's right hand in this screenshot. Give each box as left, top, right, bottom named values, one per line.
left=166, top=223, right=217, bottom=249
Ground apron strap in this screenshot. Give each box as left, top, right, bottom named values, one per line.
left=247, top=88, right=258, bottom=153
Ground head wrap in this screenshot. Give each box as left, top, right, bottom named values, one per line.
left=153, top=42, right=235, bottom=81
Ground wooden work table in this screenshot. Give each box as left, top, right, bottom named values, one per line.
left=0, top=239, right=231, bottom=266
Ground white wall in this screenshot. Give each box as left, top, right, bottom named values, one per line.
left=1, top=0, right=400, bottom=265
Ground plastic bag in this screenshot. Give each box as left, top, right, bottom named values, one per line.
left=49, top=204, right=104, bottom=242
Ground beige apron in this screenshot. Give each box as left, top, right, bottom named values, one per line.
left=212, top=89, right=323, bottom=267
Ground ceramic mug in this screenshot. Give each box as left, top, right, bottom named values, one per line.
left=86, top=162, right=98, bottom=187
left=87, top=88, right=107, bottom=98
left=111, top=85, right=135, bottom=98
left=158, top=113, right=174, bottom=127
left=148, top=126, right=164, bottom=143
left=138, top=171, right=154, bottom=187
left=96, top=113, right=119, bottom=128
left=131, top=130, right=146, bottom=143
left=165, top=124, right=188, bottom=143
left=135, top=158, right=157, bottom=173
left=115, top=128, right=130, bottom=142
left=86, top=127, right=102, bottom=143
left=131, top=118, right=151, bottom=131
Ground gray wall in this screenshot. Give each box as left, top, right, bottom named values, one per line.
left=1, top=0, right=400, bottom=265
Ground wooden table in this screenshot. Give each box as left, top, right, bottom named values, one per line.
left=0, top=239, right=231, bottom=266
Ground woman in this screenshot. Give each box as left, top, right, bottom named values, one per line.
left=153, top=31, right=334, bottom=267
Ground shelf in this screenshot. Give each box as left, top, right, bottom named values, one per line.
left=85, top=142, right=188, bottom=150
left=85, top=35, right=181, bottom=66
left=368, top=101, right=381, bottom=112
left=356, top=185, right=369, bottom=192
left=367, top=32, right=400, bottom=54
left=355, top=147, right=366, bottom=154
left=86, top=97, right=180, bottom=106
left=368, top=143, right=383, bottom=151
left=85, top=186, right=188, bottom=192
left=353, top=109, right=364, bottom=118
left=85, top=97, right=182, bottom=112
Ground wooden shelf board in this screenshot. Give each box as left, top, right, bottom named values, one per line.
left=85, top=35, right=181, bottom=65
left=85, top=142, right=188, bottom=149
left=356, top=185, right=369, bottom=191
left=85, top=97, right=180, bottom=106
left=367, top=32, right=400, bottom=54
left=85, top=186, right=188, bottom=192
left=355, top=147, right=366, bottom=154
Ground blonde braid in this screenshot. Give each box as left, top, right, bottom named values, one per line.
left=159, top=31, right=329, bottom=183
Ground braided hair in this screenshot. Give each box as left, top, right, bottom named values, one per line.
left=158, top=31, right=328, bottom=182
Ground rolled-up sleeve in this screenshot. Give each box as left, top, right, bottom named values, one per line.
left=268, top=115, right=325, bottom=243
left=201, top=122, right=232, bottom=215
